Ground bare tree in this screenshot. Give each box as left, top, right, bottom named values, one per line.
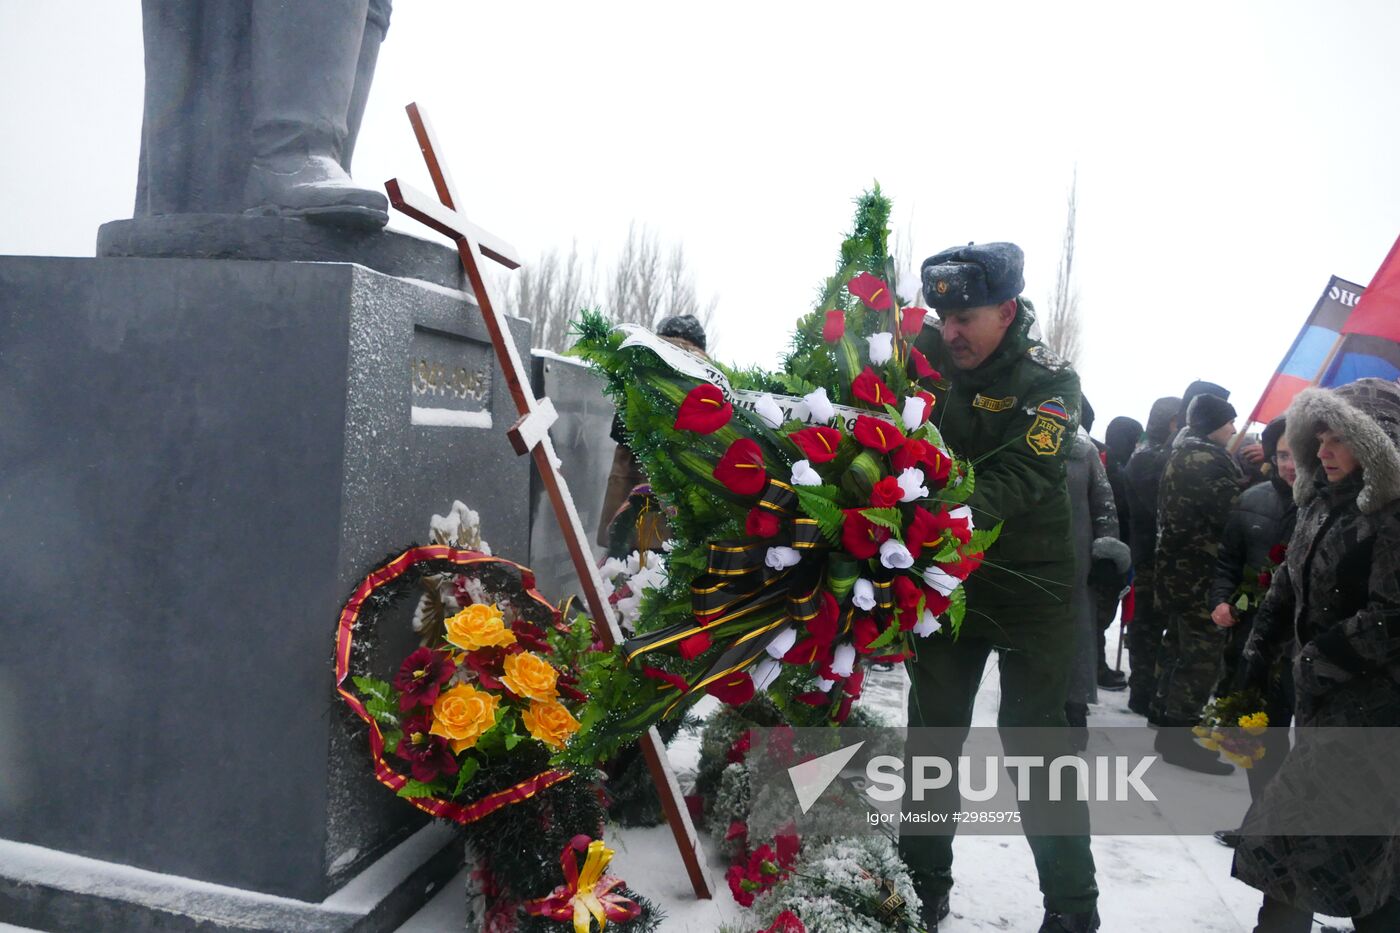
left=1043, top=168, right=1083, bottom=366
left=503, top=240, right=598, bottom=353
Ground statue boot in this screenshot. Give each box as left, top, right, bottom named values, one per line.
left=243, top=0, right=389, bottom=229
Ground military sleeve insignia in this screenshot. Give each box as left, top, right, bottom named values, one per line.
left=1035, top=398, right=1071, bottom=422
left=972, top=394, right=1017, bottom=412
left=1026, top=415, right=1066, bottom=456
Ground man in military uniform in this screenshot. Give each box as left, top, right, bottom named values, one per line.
left=901, top=243, right=1099, bottom=933
left=1151, top=393, right=1243, bottom=774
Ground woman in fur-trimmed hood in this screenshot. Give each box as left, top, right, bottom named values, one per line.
left=1233, top=378, right=1400, bottom=931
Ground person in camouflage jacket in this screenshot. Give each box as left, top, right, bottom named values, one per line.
left=1233, top=378, right=1400, bottom=931
left=1151, top=393, right=1243, bottom=772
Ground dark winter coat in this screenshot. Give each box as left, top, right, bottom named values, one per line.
left=1124, top=443, right=1170, bottom=573
left=1153, top=432, right=1243, bottom=616
left=1207, top=478, right=1298, bottom=611
left=1234, top=380, right=1400, bottom=917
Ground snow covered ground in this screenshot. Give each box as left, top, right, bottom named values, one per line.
left=400, top=624, right=1354, bottom=931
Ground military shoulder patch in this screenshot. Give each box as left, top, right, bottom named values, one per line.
left=1034, top=398, right=1071, bottom=422
left=1025, top=345, right=1069, bottom=373
left=972, top=393, right=1017, bottom=412
left=1026, top=414, right=1066, bottom=456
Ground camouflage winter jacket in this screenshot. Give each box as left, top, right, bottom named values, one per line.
left=1152, top=431, right=1243, bottom=616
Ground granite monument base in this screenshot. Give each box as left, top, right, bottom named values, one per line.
left=0, top=254, right=533, bottom=925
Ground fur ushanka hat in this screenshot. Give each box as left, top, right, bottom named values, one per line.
left=1285, top=378, right=1400, bottom=514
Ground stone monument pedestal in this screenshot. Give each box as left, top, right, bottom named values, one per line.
left=0, top=252, right=533, bottom=930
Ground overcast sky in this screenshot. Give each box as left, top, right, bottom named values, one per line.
left=3, top=1, right=1397, bottom=435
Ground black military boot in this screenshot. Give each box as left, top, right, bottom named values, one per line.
left=1097, top=665, right=1128, bottom=691
left=1154, top=724, right=1234, bottom=776
left=1039, top=907, right=1101, bottom=932
left=918, top=891, right=950, bottom=930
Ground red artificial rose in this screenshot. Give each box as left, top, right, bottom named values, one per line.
left=679, top=631, right=712, bottom=660
left=848, top=272, right=893, bottom=311
left=870, top=475, right=903, bottom=508
left=1268, top=544, right=1288, bottom=565
left=806, top=591, right=841, bottom=644
left=822, top=309, right=846, bottom=342
left=746, top=507, right=781, bottom=538
left=844, top=668, right=866, bottom=699
left=393, top=712, right=460, bottom=783
left=714, top=438, right=768, bottom=495
left=641, top=665, right=690, bottom=693
left=900, top=306, right=926, bottom=335
left=852, top=368, right=897, bottom=407
left=789, top=425, right=844, bottom=464
left=674, top=382, right=733, bottom=434
left=842, top=508, right=891, bottom=559
left=392, top=647, right=457, bottom=711
left=795, top=690, right=831, bottom=706
left=909, top=347, right=940, bottom=380
left=914, top=390, right=936, bottom=425
left=707, top=671, right=756, bottom=706
left=893, top=573, right=922, bottom=610
left=892, top=438, right=931, bottom=473
left=852, top=616, right=882, bottom=654
left=1258, top=571, right=1273, bottom=589
left=922, top=585, right=952, bottom=617
left=853, top=415, right=905, bottom=453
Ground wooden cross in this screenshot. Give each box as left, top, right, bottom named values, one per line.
left=385, top=102, right=713, bottom=901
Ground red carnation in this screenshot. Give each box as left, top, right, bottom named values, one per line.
left=707, top=671, right=756, bottom=706
left=852, top=368, right=897, bottom=408
left=853, top=415, right=905, bottom=453
left=822, top=309, right=846, bottom=342
left=789, top=425, right=843, bottom=464
left=678, top=631, right=712, bottom=660
left=848, top=272, right=893, bottom=311
left=900, top=306, right=926, bottom=335
left=674, top=382, right=733, bottom=434
left=762, top=910, right=808, bottom=933
left=909, top=347, right=940, bottom=381
left=391, top=648, right=457, bottom=711
left=870, top=475, right=903, bottom=508
left=746, top=507, right=782, bottom=537
left=1268, top=544, right=1288, bottom=565
left=842, top=508, right=891, bottom=559
left=642, top=665, right=690, bottom=693
left=714, top=438, right=768, bottom=496
left=393, top=712, right=460, bottom=783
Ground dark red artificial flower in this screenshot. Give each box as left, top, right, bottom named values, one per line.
left=789, top=425, right=844, bottom=464
left=746, top=507, right=782, bottom=538
left=725, top=819, right=749, bottom=845
left=642, top=665, right=690, bottom=693
left=784, top=636, right=834, bottom=668
left=1258, top=571, right=1273, bottom=589
left=679, top=631, right=712, bottom=660
left=761, top=909, right=808, bottom=933
left=900, top=306, right=926, bottom=335
left=893, top=574, right=922, bottom=612
left=795, top=690, right=831, bottom=706
left=870, top=475, right=903, bottom=508
left=461, top=646, right=508, bottom=692
left=807, top=591, right=841, bottom=644
left=775, top=828, right=800, bottom=869
left=727, top=731, right=752, bottom=764
left=727, top=863, right=757, bottom=908
left=939, top=550, right=984, bottom=580
left=844, top=668, right=866, bottom=699
left=922, top=585, right=952, bottom=617
left=909, top=347, right=940, bottom=380
left=842, top=508, right=892, bottom=559
left=714, top=438, right=768, bottom=496
left=852, top=415, right=905, bottom=453
left=707, top=671, right=756, bottom=706
left=685, top=794, right=706, bottom=823
left=852, top=616, right=883, bottom=654
left=393, top=713, right=460, bottom=783
left=392, top=648, right=457, bottom=711
left=924, top=445, right=953, bottom=485
left=892, top=438, right=931, bottom=473
left=905, top=506, right=946, bottom=559
left=852, top=367, right=897, bottom=407
left=848, top=272, right=893, bottom=311
left=834, top=695, right=854, bottom=723
left=1268, top=544, right=1288, bottom=565
left=822, top=309, right=846, bottom=342
left=510, top=620, right=552, bottom=654
left=674, top=383, right=733, bottom=434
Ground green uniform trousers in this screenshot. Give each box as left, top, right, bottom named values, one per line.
left=899, top=599, right=1099, bottom=915
left=1155, top=607, right=1228, bottom=723
left=1127, top=565, right=1164, bottom=701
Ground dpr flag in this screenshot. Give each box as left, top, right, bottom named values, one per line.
left=1248, top=275, right=1365, bottom=425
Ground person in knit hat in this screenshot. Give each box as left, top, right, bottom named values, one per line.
left=1151, top=393, right=1244, bottom=773
left=1233, top=378, right=1400, bottom=931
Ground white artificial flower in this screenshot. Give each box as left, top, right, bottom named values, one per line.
left=896, top=268, right=922, bottom=304
left=765, top=546, right=802, bottom=570
left=754, top=394, right=785, bottom=429
left=624, top=550, right=643, bottom=576
left=922, top=564, right=961, bottom=596
left=831, top=644, right=857, bottom=678
left=791, top=459, right=823, bottom=487
left=867, top=331, right=894, bottom=365
left=598, top=557, right=628, bottom=582
left=879, top=539, right=915, bottom=570
left=902, top=395, right=929, bottom=431
left=751, top=658, right=783, bottom=691
left=852, top=578, right=876, bottom=611
left=766, top=626, right=798, bottom=659
left=816, top=678, right=836, bottom=693
left=897, top=467, right=929, bottom=503
left=949, top=504, right=975, bottom=530
left=913, top=610, right=942, bottom=637
left=803, top=386, right=835, bottom=423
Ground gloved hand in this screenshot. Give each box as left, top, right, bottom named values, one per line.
left=1087, top=556, right=1128, bottom=594
left=1232, top=653, right=1270, bottom=697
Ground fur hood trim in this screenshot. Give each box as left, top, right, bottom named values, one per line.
left=1286, top=379, right=1400, bottom=514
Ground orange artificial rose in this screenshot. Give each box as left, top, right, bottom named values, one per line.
left=444, top=603, right=516, bottom=652
left=522, top=699, right=580, bottom=750
left=429, top=683, right=500, bottom=753
left=501, top=651, right=559, bottom=702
